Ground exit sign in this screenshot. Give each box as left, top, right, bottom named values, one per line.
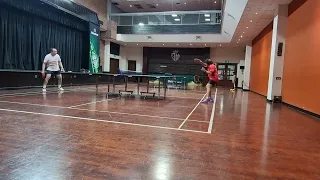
left=225, top=60, right=229, bottom=63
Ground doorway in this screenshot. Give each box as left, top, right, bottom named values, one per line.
left=110, top=58, right=119, bottom=74
left=217, top=63, right=237, bottom=88
left=128, top=60, right=136, bottom=71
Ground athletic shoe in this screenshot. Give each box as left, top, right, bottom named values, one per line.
left=58, top=87, right=64, bottom=91
left=201, top=98, right=210, bottom=103
left=42, top=88, right=46, bottom=92
left=208, top=97, right=214, bottom=102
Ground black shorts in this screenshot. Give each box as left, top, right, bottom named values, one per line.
left=208, top=80, right=217, bottom=86
left=46, top=70, right=61, bottom=75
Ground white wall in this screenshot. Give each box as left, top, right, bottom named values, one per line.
left=210, top=47, right=245, bottom=64
left=119, top=47, right=143, bottom=72
left=237, top=60, right=245, bottom=88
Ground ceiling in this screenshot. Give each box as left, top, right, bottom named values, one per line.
left=111, top=0, right=222, bottom=13
left=232, top=0, right=292, bottom=46
left=117, top=0, right=293, bottom=48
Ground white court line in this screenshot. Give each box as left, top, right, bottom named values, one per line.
left=0, top=100, right=206, bottom=122
left=68, top=99, right=114, bottom=108
left=208, top=88, right=218, bottom=133
left=178, top=93, right=207, bottom=129
left=0, top=89, right=77, bottom=98
left=0, top=108, right=209, bottom=134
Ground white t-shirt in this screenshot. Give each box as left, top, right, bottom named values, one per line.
left=44, top=54, right=61, bottom=71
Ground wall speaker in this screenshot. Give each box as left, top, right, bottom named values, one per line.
left=277, top=42, right=283, bottom=56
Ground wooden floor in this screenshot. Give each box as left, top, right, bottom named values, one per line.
left=0, top=85, right=319, bottom=180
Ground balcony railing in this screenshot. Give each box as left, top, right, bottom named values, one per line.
left=110, top=10, right=222, bottom=26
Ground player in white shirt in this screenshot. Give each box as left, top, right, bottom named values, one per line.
left=230, top=72, right=236, bottom=92
left=41, top=48, right=65, bottom=92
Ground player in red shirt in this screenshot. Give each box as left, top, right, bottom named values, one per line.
left=194, top=58, right=218, bottom=103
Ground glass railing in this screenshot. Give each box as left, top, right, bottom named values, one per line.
left=110, top=10, right=222, bottom=26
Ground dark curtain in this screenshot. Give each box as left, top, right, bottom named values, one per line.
left=0, top=5, right=88, bottom=71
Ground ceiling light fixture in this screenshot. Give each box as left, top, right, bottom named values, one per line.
left=156, top=4, right=158, bottom=6
left=204, top=14, right=210, bottom=17
left=246, top=26, right=249, bottom=28
left=255, top=12, right=258, bottom=14
left=172, top=14, right=178, bottom=17
left=130, top=5, right=132, bottom=7
left=190, top=44, right=192, bottom=45
left=205, top=18, right=211, bottom=21
left=137, top=44, right=139, bottom=45
left=214, top=1, right=217, bottom=3
left=174, top=18, right=180, bottom=21
left=220, top=44, right=222, bottom=46
left=184, top=2, right=187, bottom=5
left=250, top=20, right=253, bottom=23
left=241, top=35, right=243, bottom=38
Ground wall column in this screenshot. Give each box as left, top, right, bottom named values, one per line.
left=267, top=5, right=288, bottom=101
left=104, top=41, right=110, bottom=72
left=243, top=44, right=252, bottom=90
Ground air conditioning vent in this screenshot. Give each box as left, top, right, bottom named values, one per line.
left=134, top=4, right=143, bottom=9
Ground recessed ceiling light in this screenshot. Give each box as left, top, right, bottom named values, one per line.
left=205, top=44, right=207, bottom=46
left=250, top=20, right=253, bottom=23
left=172, top=14, right=178, bottom=17
left=130, top=5, right=132, bottom=7
left=156, top=4, right=158, bottom=6
left=139, top=23, right=144, bottom=26
left=214, top=1, right=217, bottom=3
left=163, top=44, right=165, bottom=45
left=243, top=32, right=245, bottom=33
left=137, top=44, right=139, bottom=45
left=205, top=18, right=211, bottom=21
left=219, top=44, right=222, bottom=46
left=174, top=18, right=180, bottom=21
left=255, top=12, right=258, bottom=14
left=204, top=14, right=210, bottom=17
left=246, top=27, right=249, bottom=28
left=190, top=44, right=192, bottom=45
left=184, top=2, right=187, bottom=4
left=176, top=44, right=179, bottom=45
left=241, top=35, right=243, bottom=38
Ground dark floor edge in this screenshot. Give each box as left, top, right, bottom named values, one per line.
left=282, top=102, right=320, bottom=119
left=242, top=89, right=319, bottom=119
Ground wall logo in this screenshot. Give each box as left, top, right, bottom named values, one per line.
left=171, top=50, right=180, bottom=61
left=91, top=28, right=99, bottom=36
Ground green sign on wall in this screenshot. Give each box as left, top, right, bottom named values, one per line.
left=89, top=23, right=100, bottom=73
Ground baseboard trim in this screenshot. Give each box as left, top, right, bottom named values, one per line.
left=282, top=102, right=320, bottom=119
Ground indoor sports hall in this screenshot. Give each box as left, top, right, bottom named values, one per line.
left=0, top=0, right=319, bottom=179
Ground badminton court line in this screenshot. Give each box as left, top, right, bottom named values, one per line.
left=0, top=108, right=209, bottom=134
left=68, top=99, right=114, bottom=108
left=0, top=100, right=190, bottom=122
left=208, top=88, right=218, bottom=133
left=178, top=93, right=207, bottom=129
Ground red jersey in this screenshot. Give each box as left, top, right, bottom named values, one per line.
left=207, top=64, right=218, bottom=82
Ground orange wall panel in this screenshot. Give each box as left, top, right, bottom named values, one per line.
left=250, top=23, right=273, bottom=96
left=282, top=0, right=320, bottom=115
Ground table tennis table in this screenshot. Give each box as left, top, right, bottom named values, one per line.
left=105, top=73, right=171, bottom=99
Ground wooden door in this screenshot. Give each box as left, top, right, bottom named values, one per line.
left=110, top=58, right=119, bottom=74
left=128, top=60, right=136, bottom=71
